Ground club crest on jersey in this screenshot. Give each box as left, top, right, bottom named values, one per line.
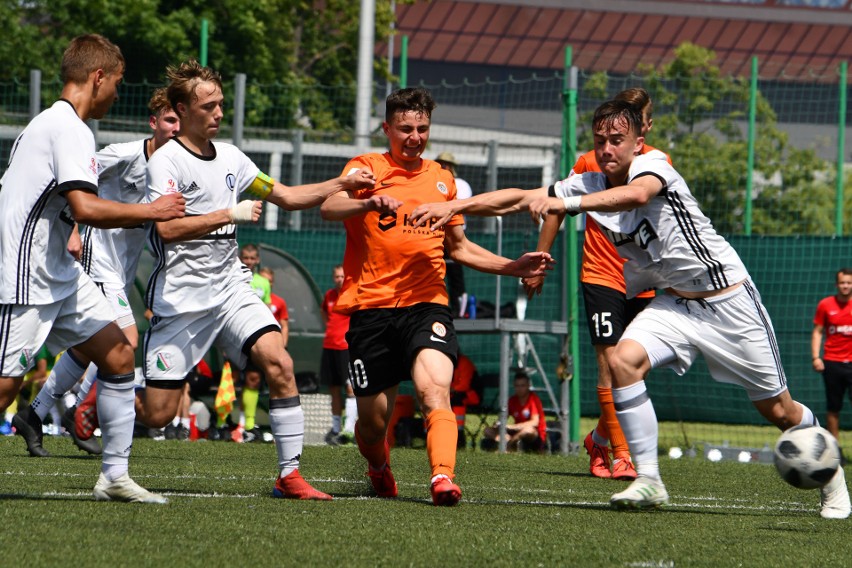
left=431, top=322, right=447, bottom=337
left=18, top=349, right=33, bottom=369
left=166, top=178, right=177, bottom=193
left=226, top=173, right=237, bottom=192
left=88, top=157, right=97, bottom=176
left=155, top=352, right=173, bottom=372
left=436, top=181, right=448, bottom=195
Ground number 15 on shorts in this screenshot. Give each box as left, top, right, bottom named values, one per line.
left=592, top=311, right=613, bottom=339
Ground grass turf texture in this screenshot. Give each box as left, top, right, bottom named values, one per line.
left=1, top=432, right=850, bottom=567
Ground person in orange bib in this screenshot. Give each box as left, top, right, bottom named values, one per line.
left=320, top=87, right=554, bottom=506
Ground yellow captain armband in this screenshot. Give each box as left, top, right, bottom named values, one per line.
left=246, top=172, right=274, bottom=200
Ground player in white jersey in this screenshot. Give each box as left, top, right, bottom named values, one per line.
left=139, top=60, right=374, bottom=500
left=0, top=34, right=185, bottom=503
left=409, top=100, right=850, bottom=520
left=12, top=88, right=180, bottom=457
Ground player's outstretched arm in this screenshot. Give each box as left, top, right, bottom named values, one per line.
left=64, top=189, right=185, bottom=229
left=522, top=212, right=565, bottom=298
left=155, top=201, right=262, bottom=244
left=319, top=191, right=403, bottom=221
left=249, top=169, right=375, bottom=212
left=444, top=226, right=555, bottom=279
left=531, top=176, right=664, bottom=222
left=411, top=187, right=548, bottom=231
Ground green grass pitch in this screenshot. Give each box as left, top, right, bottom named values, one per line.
left=0, top=435, right=849, bottom=567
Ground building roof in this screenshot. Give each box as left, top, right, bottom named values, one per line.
left=388, top=0, right=852, bottom=81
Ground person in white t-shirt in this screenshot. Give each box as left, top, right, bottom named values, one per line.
left=12, top=87, right=181, bottom=458
left=138, top=59, right=374, bottom=500
left=0, top=34, right=185, bottom=504
left=409, top=100, right=850, bottom=520
left=435, top=151, right=472, bottom=316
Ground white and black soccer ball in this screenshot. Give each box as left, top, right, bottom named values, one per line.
left=773, top=425, right=841, bottom=490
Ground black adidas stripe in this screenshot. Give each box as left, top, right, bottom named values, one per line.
left=666, top=191, right=728, bottom=290
left=17, top=182, right=55, bottom=303
left=743, top=280, right=786, bottom=388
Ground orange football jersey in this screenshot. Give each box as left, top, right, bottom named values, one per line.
left=335, top=153, right=464, bottom=314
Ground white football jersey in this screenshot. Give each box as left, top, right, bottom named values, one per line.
left=0, top=100, right=97, bottom=305
left=81, top=139, right=150, bottom=290
left=145, top=138, right=259, bottom=316
left=553, top=150, right=749, bottom=298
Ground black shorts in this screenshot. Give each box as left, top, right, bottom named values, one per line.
left=346, top=303, right=458, bottom=397
left=582, top=283, right=653, bottom=346
left=321, top=348, right=350, bottom=387
left=822, top=360, right=852, bottom=413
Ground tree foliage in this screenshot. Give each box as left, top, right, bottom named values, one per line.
left=579, top=42, right=838, bottom=236
left=0, top=0, right=404, bottom=129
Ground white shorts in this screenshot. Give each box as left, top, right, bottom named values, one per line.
left=0, top=275, right=115, bottom=377
left=621, top=281, right=787, bottom=401
left=143, top=285, right=280, bottom=383
left=98, top=283, right=135, bottom=329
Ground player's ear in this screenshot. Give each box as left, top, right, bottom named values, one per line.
left=382, top=121, right=390, bottom=136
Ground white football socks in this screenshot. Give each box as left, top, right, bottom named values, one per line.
left=613, top=381, right=660, bottom=480
left=269, top=397, right=304, bottom=478
left=31, top=351, right=88, bottom=420
left=344, top=397, right=358, bottom=435
left=97, top=374, right=136, bottom=481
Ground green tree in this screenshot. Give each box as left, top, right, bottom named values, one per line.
left=579, top=42, right=834, bottom=236
left=1, top=0, right=404, bottom=130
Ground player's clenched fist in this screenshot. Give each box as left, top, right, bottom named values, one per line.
left=149, top=192, right=186, bottom=221
left=342, top=168, right=376, bottom=190
left=368, top=194, right=403, bottom=214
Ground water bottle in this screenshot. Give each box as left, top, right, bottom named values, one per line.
left=468, top=294, right=476, bottom=319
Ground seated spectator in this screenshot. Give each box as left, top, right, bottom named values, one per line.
left=482, top=371, right=547, bottom=452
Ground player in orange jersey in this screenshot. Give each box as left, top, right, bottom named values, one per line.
left=320, top=87, right=554, bottom=506
left=522, top=88, right=669, bottom=480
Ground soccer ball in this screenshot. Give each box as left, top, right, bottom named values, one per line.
left=773, top=425, right=841, bottom=489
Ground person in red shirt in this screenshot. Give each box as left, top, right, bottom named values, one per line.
left=259, top=267, right=289, bottom=348
left=482, top=371, right=547, bottom=452
left=450, top=351, right=480, bottom=448
left=320, top=264, right=357, bottom=445
left=812, top=267, right=852, bottom=458
left=522, top=88, right=667, bottom=480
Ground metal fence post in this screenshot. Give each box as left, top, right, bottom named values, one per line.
left=484, top=139, right=499, bottom=234
left=289, top=130, right=304, bottom=231
left=29, top=69, right=40, bottom=121
left=233, top=73, right=246, bottom=149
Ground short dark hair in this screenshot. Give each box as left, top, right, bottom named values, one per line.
left=593, top=100, right=644, bottom=137
left=836, top=268, right=852, bottom=280
left=385, top=87, right=436, bottom=122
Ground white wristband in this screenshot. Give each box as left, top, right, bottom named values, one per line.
left=229, top=200, right=257, bottom=224
left=561, top=195, right=582, bottom=214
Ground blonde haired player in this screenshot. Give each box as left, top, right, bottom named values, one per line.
left=139, top=60, right=374, bottom=500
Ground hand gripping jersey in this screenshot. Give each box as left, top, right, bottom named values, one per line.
left=0, top=100, right=97, bottom=304
left=81, top=139, right=151, bottom=291
left=553, top=150, right=749, bottom=298
left=335, top=153, right=464, bottom=314
left=145, top=139, right=259, bottom=316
